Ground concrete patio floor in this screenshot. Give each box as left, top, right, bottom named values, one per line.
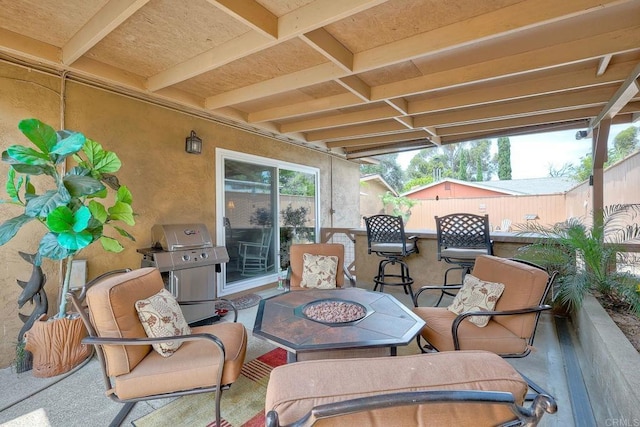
left=0, top=284, right=590, bottom=426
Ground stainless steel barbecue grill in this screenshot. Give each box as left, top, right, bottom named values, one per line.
left=137, top=223, right=229, bottom=324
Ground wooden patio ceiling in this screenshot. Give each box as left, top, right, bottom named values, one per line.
left=1, top=0, right=639, bottom=162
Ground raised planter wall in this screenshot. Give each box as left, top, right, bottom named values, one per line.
left=573, top=295, right=640, bottom=424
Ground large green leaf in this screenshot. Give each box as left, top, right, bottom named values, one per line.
left=116, top=185, right=133, bottom=204
left=112, top=225, right=136, bottom=241
left=108, top=201, right=135, bottom=226
left=18, top=119, right=57, bottom=154
left=5, top=169, right=18, bottom=200
left=0, top=215, right=35, bottom=245
left=57, top=229, right=93, bottom=251
left=63, top=174, right=105, bottom=197
left=25, top=189, right=71, bottom=218
left=46, top=205, right=90, bottom=233
left=100, top=236, right=124, bottom=253
left=81, top=139, right=104, bottom=168
left=51, top=131, right=86, bottom=162
left=38, top=232, right=74, bottom=260
left=6, top=146, right=50, bottom=165
left=88, top=200, right=108, bottom=223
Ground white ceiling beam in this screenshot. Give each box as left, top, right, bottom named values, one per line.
left=589, top=61, right=640, bottom=133
left=393, top=116, right=414, bottom=129
left=373, top=24, right=640, bottom=100
left=306, top=120, right=406, bottom=142
left=326, top=130, right=430, bottom=149
left=353, top=0, right=628, bottom=72
left=300, top=28, right=353, bottom=72
left=346, top=140, right=434, bottom=159
left=280, top=105, right=397, bottom=133
left=0, top=28, right=59, bottom=64
left=414, top=86, right=617, bottom=128
left=408, top=60, right=635, bottom=115
left=63, top=0, right=150, bottom=65
left=146, top=0, right=385, bottom=91
left=336, top=76, right=371, bottom=102
left=247, top=93, right=361, bottom=123
left=596, top=55, right=613, bottom=77
left=206, top=0, right=278, bottom=39
left=205, top=62, right=346, bottom=109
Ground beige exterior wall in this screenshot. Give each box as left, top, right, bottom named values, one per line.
left=359, top=179, right=391, bottom=226
left=0, top=62, right=360, bottom=368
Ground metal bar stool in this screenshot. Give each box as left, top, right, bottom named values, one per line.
left=434, top=213, right=493, bottom=306
left=364, top=215, right=419, bottom=300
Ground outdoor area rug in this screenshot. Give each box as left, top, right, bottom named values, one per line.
left=133, top=347, right=286, bottom=427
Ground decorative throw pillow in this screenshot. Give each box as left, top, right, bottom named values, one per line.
left=447, top=274, right=505, bottom=327
left=135, top=288, right=191, bottom=357
left=300, top=253, right=339, bottom=289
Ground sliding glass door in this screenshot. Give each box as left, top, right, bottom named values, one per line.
left=217, top=149, right=319, bottom=296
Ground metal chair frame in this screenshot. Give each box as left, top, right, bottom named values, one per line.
left=364, top=215, right=418, bottom=300
left=68, top=270, right=241, bottom=427
left=265, top=390, right=557, bottom=427
left=434, top=213, right=493, bottom=305
left=413, top=258, right=558, bottom=399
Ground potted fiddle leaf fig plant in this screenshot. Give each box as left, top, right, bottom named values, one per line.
left=0, top=118, right=135, bottom=377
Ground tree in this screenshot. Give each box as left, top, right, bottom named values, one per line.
left=476, top=157, right=483, bottom=181
left=360, top=153, right=404, bottom=192
left=609, top=126, right=638, bottom=164
left=497, top=137, right=512, bottom=180
left=548, top=162, right=576, bottom=177
left=458, top=152, right=468, bottom=180
left=380, top=191, right=417, bottom=223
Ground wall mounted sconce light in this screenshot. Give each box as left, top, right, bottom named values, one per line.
left=185, top=130, right=203, bottom=154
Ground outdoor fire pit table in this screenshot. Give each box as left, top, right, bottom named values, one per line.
left=253, top=288, right=425, bottom=362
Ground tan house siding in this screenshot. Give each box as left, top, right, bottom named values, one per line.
left=0, top=62, right=360, bottom=368
left=407, top=181, right=507, bottom=199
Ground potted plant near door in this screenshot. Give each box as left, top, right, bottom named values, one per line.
left=515, top=204, right=640, bottom=316
left=0, top=118, right=136, bottom=377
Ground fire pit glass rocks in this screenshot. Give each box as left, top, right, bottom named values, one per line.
left=300, top=298, right=367, bottom=324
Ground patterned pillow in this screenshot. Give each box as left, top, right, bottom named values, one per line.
left=300, top=253, right=339, bottom=289
left=447, top=274, right=505, bottom=327
left=135, top=289, right=191, bottom=357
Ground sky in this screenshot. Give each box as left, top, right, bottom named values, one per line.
left=397, top=123, right=636, bottom=179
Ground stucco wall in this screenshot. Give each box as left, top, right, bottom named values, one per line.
left=0, top=62, right=360, bottom=368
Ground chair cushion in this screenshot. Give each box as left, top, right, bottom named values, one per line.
left=86, top=267, right=163, bottom=376
left=289, top=244, right=345, bottom=289
left=441, top=247, right=489, bottom=260
left=300, top=253, right=338, bottom=289
left=447, top=274, right=505, bottom=327
left=114, top=322, right=247, bottom=400
left=472, top=256, right=549, bottom=337
left=135, top=289, right=191, bottom=357
left=413, top=307, right=528, bottom=355
left=265, top=350, right=527, bottom=426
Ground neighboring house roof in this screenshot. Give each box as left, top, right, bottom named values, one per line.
left=360, top=174, right=398, bottom=196
left=401, top=177, right=577, bottom=197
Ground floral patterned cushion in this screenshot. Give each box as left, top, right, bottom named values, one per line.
left=300, top=253, right=339, bottom=289
left=447, top=274, right=505, bottom=327
left=135, top=289, right=191, bottom=357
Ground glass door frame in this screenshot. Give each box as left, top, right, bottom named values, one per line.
left=215, top=148, right=320, bottom=296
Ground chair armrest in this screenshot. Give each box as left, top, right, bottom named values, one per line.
left=451, top=305, right=552, bottom=349
left=413, top=284, right=463, bottom=306
left=179, top=297, right=239, bottom=322
left=342, top=265, right=356, bottom=287
left=265, top=390, right=557, bottom=427
left=83, top=332, right=227, bottom=362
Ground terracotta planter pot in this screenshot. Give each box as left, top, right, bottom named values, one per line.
left=24, top=314, right=92, bottom=378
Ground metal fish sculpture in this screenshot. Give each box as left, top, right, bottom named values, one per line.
left=16, top=252, right=46, bottom=308
left=18, top=291, right=48, bottom=342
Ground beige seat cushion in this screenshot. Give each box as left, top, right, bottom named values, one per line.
left=289, top=244, right=345, bottom=290
left=414, top=307, right=528, bottom=354
left=114, top=322, right=247, bottom=400
left=86, top=268, right=162, bottom=376
left=266, top=351, right=527, bottom=426
left=472, top=255, right=549, bottom=336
